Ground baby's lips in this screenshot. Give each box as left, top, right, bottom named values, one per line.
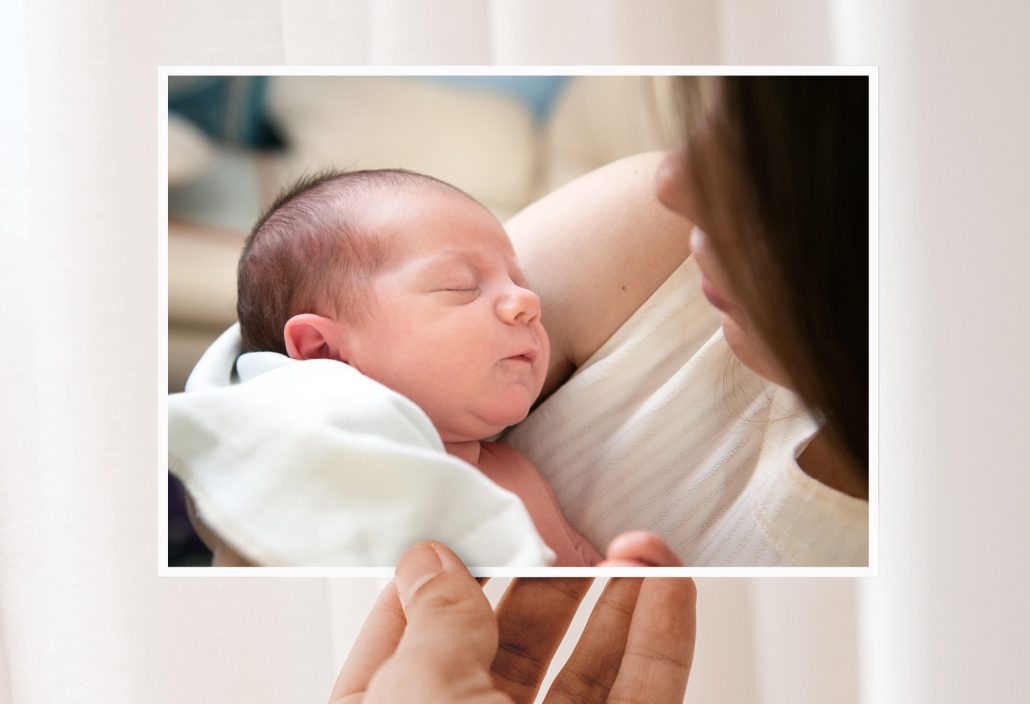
left=506, top=346, right=539, bottom=364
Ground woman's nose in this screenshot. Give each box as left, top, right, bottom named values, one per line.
left=654, top=148, right=695, bottom=220
left=497, top=285, right=541, bottom=325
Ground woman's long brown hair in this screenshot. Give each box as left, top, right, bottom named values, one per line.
left=682, top=76, right=869, bottom=477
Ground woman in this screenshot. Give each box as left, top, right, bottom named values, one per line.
left=507, top=75, right=868, bottom=567
left=334, top=76, right=870, bottom=700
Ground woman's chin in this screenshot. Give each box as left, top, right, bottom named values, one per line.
left=721, top=317, right=791, bottom=388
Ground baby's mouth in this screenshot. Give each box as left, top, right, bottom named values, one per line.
left=506, top=348, right=539, bottom=364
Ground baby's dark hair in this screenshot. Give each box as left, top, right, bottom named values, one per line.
left=237, top=168, right=471, bottom=354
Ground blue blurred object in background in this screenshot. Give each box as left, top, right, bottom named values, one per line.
left=169, top=76, right=284, bottom=149
left=428, top=76, right=569, bottom=121
left=168, top=76, right=571, bottom=146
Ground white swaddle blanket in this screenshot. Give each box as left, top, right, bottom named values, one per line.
left=168, top=325, right=554, bottom=567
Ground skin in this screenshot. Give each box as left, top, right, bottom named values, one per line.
left=329, top=541, right=696, bottom=704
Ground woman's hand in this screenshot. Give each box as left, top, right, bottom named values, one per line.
left=330, top=541, right=696, bottom=703
left=602, top=530, right=684, bottom=567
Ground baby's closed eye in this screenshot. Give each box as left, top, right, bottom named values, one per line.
left=433, top=286, right=481, bottom=302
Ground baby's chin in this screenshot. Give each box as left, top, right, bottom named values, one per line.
left=437, top=401, right=534, bottom=442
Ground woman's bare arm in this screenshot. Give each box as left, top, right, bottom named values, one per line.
left=506, top=152, right=694, bottom=400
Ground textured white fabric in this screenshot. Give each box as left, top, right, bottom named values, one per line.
left=169, top=325, right=553, bottom=567
left=506, top=257, right=869, bottom=566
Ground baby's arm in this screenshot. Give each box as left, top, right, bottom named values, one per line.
left=478, top=442, right=601, bottom=566
left=564, top=515, right=604, bottom=566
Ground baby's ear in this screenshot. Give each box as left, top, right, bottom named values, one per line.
left=283, top=314, right=350, bottom=362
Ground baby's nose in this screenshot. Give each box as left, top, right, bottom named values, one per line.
left=497, top=286, right=541, bottom=325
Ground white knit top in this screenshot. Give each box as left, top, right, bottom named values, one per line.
left=504, top=257, right=868, bottom=566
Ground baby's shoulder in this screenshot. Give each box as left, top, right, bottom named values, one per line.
left=477, top=441, right=558, bottom=503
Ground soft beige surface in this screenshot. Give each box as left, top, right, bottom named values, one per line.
left=167, top=114, right=213, bottom=185
left=167, top=223, right=245, bottom=391
left=267, top=76, right=538, bottom=220
left=167, top=225, right=242, bottom=328
left=542, top=76, right=680, bottom=193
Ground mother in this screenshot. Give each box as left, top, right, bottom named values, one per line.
left=332, top=75, right=870, bottom=702
left=510, top=75, right=869, bottom=567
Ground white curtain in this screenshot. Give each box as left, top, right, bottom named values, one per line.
left=833, top=1, right=1030, bottom=701
left=3, top=1, right=1030, bottom=703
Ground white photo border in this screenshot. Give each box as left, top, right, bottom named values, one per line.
left=158, top=65, right=878, bottom=579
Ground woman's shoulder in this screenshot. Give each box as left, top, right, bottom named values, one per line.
left=507, top=153, right=694, bottom=399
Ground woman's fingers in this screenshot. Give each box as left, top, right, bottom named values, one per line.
left=329, top=581, right=406, bottom=703
left=604, top=530, right=683, bottom=566
left=393, top=541, right=498, bottom=663
left=542, top=578, right=642, bottom=704
left=490, top=578, right=594, bottom=704
left=606, top=578, right=697, bottom=704
left=331, top=546, right=694, bottom=704
left=364, top=542, right=503, bottom=703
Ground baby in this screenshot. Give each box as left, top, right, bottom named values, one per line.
left=235, top=168, right=602, bottom=566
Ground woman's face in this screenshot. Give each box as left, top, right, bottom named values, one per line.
left=654, top=147, right=792, bottom=389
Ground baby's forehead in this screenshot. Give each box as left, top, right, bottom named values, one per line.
left=357, top=186, right=513, bottom=252
left=349, top=179, right=483, bottom=229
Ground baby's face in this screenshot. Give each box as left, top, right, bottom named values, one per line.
left=343, top=187, right=550, bottom=442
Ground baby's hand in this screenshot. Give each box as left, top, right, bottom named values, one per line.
left=600, top=530, right=682, bottom=567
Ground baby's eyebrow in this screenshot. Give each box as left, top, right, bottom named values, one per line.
left=422, top=248, right=529, bottom=285
left=409, top=252, right=476, bottom=281
left=423, top=251, right=476, bottom=271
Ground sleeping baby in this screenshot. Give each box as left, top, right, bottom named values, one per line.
left=231, top=167, right=602, bottom=566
